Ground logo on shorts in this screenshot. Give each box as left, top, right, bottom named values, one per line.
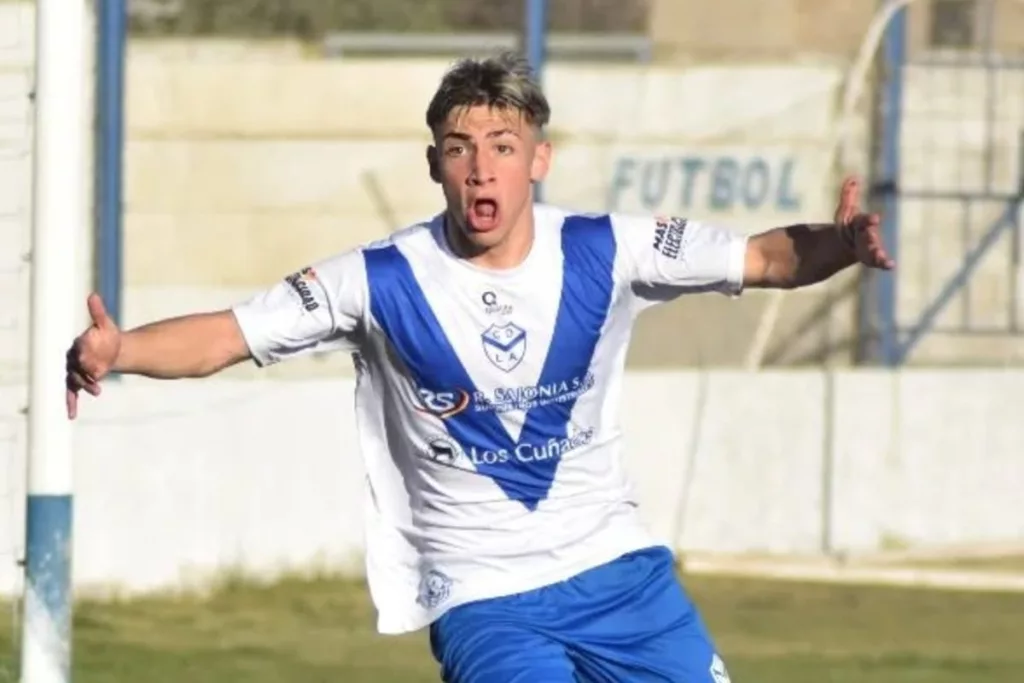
left=481, top=322, right=526, bottom=372
left=417, top=569, right=453, bottom=609
left=710, top=654, right=732, bottom=683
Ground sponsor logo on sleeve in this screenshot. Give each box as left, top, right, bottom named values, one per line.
left=652, top=216, right=687, bottom=260
left=285, top=267, right=321, bottom=312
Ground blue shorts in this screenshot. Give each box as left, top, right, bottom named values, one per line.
left=428, top=546, right=732, bottom=683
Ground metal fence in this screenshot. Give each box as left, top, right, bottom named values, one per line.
left=865, top=0, right=1024, bottom=365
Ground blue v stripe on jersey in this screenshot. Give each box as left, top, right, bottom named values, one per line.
left=364, top=215, right=616, bottom=510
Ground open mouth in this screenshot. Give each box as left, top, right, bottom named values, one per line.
left=468, top=198, right=500, bottom=232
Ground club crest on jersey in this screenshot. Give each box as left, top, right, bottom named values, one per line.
left=481, top=322, right=526, bottom=372
left=416, top=569, right=453, bottom=609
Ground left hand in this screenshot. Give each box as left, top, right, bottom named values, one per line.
left=834, top=177, right=895, bottom=270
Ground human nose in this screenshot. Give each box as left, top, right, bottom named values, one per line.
left=467, top=149, right=496, bottom=186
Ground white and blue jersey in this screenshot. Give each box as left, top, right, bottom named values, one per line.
left=232, top=204, right=747, bottom=636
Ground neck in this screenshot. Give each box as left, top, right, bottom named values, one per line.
left=446, top=206, right=535, bottom=270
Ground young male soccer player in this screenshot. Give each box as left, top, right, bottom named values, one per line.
left=66, top=52, right=894, bottom=682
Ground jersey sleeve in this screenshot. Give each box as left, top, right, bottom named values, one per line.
left=612, top=213, right=748, bottom=306
left=231, top=249, right=367, bottom=367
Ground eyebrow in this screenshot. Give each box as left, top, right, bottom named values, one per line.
left=443, top=128, right=520, bottom=142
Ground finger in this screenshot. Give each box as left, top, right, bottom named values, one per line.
left=67, top=378, right=100, bottom=403
left=848, top=177, right=861, bottom=210
left=869, top=245, right=895, bottom=269
left=87, top=292, right=111, bottom=329
left=834, top=177, right=858, bottom=225
left=864, top=215, right=884, bottom=246
left=833, top=182, right=848, bottom=224
left=78, top=365, right=99, bottom=385
left=844, top=177, right=861, bottom=217
left=66, top=370, right=98, bottom=395
left=851, top=212, right=881, bottom=237
left=66, top=387, right=77, bottom=420
left=862, top=232, right=893, bottom=268
left=66, top=353, right=97, bottom=385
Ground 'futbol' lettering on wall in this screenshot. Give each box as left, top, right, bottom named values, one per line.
left=607, top=154, right=802, bottom=214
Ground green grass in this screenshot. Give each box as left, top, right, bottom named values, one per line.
left=1, top=571, right=1022, bottom=683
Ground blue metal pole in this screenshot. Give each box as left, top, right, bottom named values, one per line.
left=876, top=6, right=906, bottom=366
left=525, top=0, right=547, bottom=202
left=95, top=0, right=126, bottom=331
left=525, top=0, right=547, bottom=79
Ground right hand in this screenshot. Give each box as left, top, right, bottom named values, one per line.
left=66, top=293, right=121, bottom=419
left=834, top=177, right=894, bottom=271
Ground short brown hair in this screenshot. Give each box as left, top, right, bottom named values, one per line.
left=425, top=52, right=551, bottom=134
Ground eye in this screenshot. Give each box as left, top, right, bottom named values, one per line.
left=496, top=143, right=514, bottom=155
left=444, top=145, right=465, bottom=157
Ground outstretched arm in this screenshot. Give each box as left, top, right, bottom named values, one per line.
left=66, top=250, right=369, bottom=419
left=65, top=294, right=254, bottom=418
left=113, top=309, right=251, bottom=378
left=743, top=178, right=895, bottom=290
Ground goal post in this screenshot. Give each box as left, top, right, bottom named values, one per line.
left=22, top=0, right=88, bottom=680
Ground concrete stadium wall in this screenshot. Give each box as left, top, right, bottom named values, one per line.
left=0, top=368, right=1021, bottom=596
left=0, top=3, right=35, bottom=389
